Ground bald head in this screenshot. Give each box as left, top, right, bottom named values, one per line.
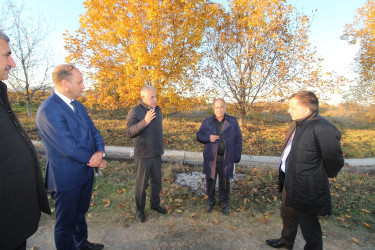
left=52, top=64, right=76, bottom=86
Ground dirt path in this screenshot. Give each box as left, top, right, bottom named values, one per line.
left=28, top=210, right=374, bottom=250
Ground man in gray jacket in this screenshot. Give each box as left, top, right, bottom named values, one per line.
left=127, top=85, right=166, bottom=222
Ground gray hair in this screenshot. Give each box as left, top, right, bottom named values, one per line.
left=212, top=98, right=226, bottom=109
left=141, top=85, right=156, bottom=95
left=0, top=30, right=10, bottom=43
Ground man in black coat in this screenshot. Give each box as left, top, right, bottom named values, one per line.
left=0, top=31, right=51, bottom=250
left=127, top=85, right=167, bottom=223
left=266, top=91, right=344, bottom=250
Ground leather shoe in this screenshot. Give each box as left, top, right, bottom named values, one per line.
left=266, top=239, right=293, bottom=249
left=222, top=205, right=229, bottom=215
left=150, top=205, right=167, bottom=214
left=80, top=241, right=104, bottom=250
left=206, top=204, right=214, bottom=213
left=136, top=210, right=146, bottom=223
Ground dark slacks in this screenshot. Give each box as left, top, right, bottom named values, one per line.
left=51, top=175, right=94, bottom=250
left=135, top=156, right=162, bottom=211
left=280, top=185, right=323, bottom=250
left=206, top=156, right=230, bottom=207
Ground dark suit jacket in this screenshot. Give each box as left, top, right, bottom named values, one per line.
left=36, top=92, right=104, bottom=192
left=0, top=81, right=50, bottom=248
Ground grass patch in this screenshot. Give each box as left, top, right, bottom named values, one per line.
left=40, top=157, right=375, bottom=234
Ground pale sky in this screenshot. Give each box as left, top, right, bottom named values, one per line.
left=11, top=0, right=366, bottom=83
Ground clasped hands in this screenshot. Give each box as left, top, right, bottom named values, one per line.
left=87, top=151, right=107, bottom=169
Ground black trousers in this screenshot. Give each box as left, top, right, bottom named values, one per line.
left=135, top=156, right=162, bottom=211
left=206, top=156, right=230, bottom=207
left=280, top=185, right=323, bottom=250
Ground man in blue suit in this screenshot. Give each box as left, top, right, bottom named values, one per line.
left=36, top=64, right=107, bottom=250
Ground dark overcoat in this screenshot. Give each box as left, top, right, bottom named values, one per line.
left=0, top=81, right=51, bottom=248
left=197, top=114, right=242, bottom=179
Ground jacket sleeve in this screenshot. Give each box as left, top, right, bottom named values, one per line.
left=197, top=120, right=211, bottom=144
left=234, top=119, right=243, bottom=163
left=315, top=123, right=344, bottom=178
left=127, top=107, right=148, bottom=139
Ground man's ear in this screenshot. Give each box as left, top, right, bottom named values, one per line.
left=61, top=79, right=69, bottom=90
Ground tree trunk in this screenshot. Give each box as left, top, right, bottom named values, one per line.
left=240, top=109, right=246, bottom=126
left=27, top=101, right=32, bottom=117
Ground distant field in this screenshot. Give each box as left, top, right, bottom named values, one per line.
left=16, top=108, right=375, bottom=159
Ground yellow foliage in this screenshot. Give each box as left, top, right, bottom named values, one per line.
left=64, top=0, right=215, bottom=112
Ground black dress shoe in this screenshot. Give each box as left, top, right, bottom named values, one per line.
left=222, top=205, right=229, bottom=215
left=136, top=210, right=146, bottom=222
left=80, top=241, right=104, bottom=250
left=266, top=239, right=293, bottom=249
left=150, top=205, right=167, bottom=214
left=206, top=204, right=214, bottom=213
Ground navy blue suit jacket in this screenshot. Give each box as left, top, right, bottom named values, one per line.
left=36, top=93, right=104, bottom=192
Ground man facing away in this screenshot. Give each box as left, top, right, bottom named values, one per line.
left=127, top=85, right=167, bottom=223
left=197, top=98, right=242, bottom=215
left=0, top=30, right=51, bottom=250
left=36, top=64, right=107, bottom=250
left=266, top=91, right=344, bottom=250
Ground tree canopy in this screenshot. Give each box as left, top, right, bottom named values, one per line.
left=201, top=0, right=345, bottom=124
left=65, top=0, right=216, bottom=113
left=342, top=0, right=375, bottom=104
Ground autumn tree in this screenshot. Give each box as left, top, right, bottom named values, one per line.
left=64, top=0, right=217, bottom=113
left=342, top=0, right=375, bottom=104
left=202, top=0, right=345, bottom=125
left=0, top=0, right=53, bottom=116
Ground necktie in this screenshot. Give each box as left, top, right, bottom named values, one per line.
left=70, top=100, right=78, bottom=115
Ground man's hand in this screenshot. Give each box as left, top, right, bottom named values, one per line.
left=145, top=109, right=156, bottom=125
left=87, top=151, right=104, bottom=167
left=98, top=160, right=107, bottom=170
left=210, top=134, right=220, bottom=142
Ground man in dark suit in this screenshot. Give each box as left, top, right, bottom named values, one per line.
left=0, top=30, right=51, bottom=250
left=36, top=64, right=107, bottom=250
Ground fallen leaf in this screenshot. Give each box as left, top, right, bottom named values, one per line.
left=342, top=186, right=347, bottom=191
left=102, top=198, right=110, bottom=207
left=259, top=218, right=268, bottom=224
left=244, top=198, right=250, bottom=204
left=255, top=199, right=261, bottom=204
left=167, top=221, right=174, bottom=227
left=336, top=217, right=345, bottom=222
left=214, top=219, right=219, bottom=224
left=344, top=214, right=351, bottom=218
left=118, top=203, right=126, bottom=208
left=122, top=188, right=126, bottom=192
left=352, top=237, right=360, bottom=244
left=175, top=199, right=183, bottom=203
left=94, top=184, right=102, bottom=190
left=175, top=209, right=183, bottom=213
left=359, top=209, right=371, bottom=214
left=273, top=196, right=278, bottom=202
left=190, top=212, right=197, bottom=218
left=116, top=190, right=123, bottom=194
left=264, top=211, right=270, bottom=219
left=31, top=247, right=36, bottom=250
left=364, top=222, right=373, bottom=229
left=230, top=226, right=238, bottom=230
left=202, top=195, right=208, bottom=200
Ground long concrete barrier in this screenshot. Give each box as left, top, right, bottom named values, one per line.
left=32, top=141, right=375, bottom=173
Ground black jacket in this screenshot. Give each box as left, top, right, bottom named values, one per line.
left=127, top=102, right=164, bottom=159
left=279, top=111, right=344, bottom=216
left=0, top=81, right=51, bottom=248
